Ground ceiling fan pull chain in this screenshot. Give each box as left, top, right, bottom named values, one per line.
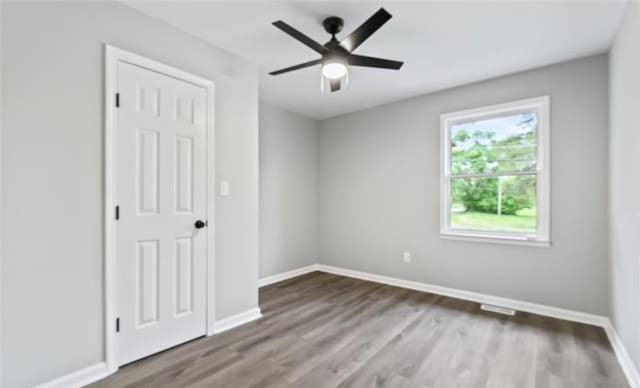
left=320, top=71, right=325, bottom=94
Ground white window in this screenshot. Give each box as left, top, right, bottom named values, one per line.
left=440, top=96, right=550, bottom=247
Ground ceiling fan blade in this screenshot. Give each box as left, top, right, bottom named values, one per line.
left=330, top=79, right=341, bottom=92
left=269, top=59, right=322, bottom=76
left=339, top=8, right=392, bottom=52
left=348, top=54, right=403, bottom=70
left=273, top=21, right=329, bottom=55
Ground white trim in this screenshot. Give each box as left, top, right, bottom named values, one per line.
left=33, top=263, right=640, bottom=388
left=104, top=44, right=117, bottom=375
left=604, top=320, right=640, bottom=388
left=315, top=264, right=607, bottom=327
left=439, top=96, right=551, bottom=246
left=441, top=232, right=551, bottom=247
left=34, top=362, right=110, bottom=388
left=204, top=57, right=217, bottom=338
left=315, top=266, right=640, bottom=388
left=104, top=45, right=215, bottom=373
left=212, top=308, right=263, bottom=334
left=258, top=264, right=319, bottom=287
left=261, top=264, right=639, bottom=388
left=0, top=2, right=4, bottom=382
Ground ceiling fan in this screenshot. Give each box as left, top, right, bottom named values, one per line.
left=269, top=8, right=404, bottom=92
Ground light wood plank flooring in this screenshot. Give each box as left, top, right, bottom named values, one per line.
left=90, top=272, right=629, bottom=388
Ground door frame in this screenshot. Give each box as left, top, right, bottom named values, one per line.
left=104, top=45, right=216, bottom=373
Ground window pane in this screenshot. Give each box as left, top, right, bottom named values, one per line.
left=450, top=175, right=536, bottom=233
left=450, top=112, right=537, bottom=176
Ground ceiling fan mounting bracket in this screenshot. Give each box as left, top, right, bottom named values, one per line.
left=323, top=16, right=344, bottom=36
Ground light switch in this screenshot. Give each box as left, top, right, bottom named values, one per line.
left=219, top=181, right=230, bottom=196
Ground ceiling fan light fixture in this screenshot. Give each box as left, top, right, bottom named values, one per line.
left=321, top=61, right=347, bottom=80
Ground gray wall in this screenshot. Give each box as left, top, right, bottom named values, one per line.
left=319, top=54, right=609, bottom=315
left=259, top=103, right=319, bottom=278
left=1, top=2, right=259, bottom=387
left=609, top=0, right=640, bottom=372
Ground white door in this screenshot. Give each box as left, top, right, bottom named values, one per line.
left=116, top=61, right=208, bottom=365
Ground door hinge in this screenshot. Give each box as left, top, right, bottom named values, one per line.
left=115, top=93, right=120, bottom=108
left=115, top=205, right=120, bottom=220
left=116, top=317, right=120, bottom=333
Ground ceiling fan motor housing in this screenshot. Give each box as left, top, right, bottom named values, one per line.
left=323, top=16, right=344, bottom=36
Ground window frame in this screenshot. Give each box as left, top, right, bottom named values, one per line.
left=440, top=96, right=550, bottom=247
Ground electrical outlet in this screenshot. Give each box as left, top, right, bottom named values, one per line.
left=219, top=181, right=230, bottom=196
left=402, top=251, right=411, bottom=263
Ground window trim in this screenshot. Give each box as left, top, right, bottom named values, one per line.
left=440, top=96, right=551, bottom=247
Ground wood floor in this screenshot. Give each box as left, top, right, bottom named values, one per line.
left=91, top=272, right=629, bottom=388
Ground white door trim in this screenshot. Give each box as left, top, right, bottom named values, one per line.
left=0, top=3, right=4, bottom=382
left=104, top=45, right=215, bottom=374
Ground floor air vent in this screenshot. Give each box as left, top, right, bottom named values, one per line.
left=480, top=304, right=516, bottom=316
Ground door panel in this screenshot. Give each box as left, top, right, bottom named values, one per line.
left=174, top=237, right=193, bottom=317
left=136, top=240, right=159, bottom=326
left=117, top=61, right=208, bottom=365
left=136, top=129, right=160, bottom=215
left=175, top=136, right=194, bottom=214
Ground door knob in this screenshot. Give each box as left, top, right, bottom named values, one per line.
left=194, top=220, right=207, bottom=229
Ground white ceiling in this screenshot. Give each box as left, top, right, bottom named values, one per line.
left=126, top=1, right=626, bottom=120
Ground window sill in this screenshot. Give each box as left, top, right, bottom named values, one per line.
left=440, top=232, right=550, bottom=248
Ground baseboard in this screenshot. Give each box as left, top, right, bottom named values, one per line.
left=32, top=265, right=639, bottom=388
left=258, top=264, right=319, bottom=287
left=35, top=362, right=110, bottom=388
left=316, top=264, right=640, bottom=387
left=36, top=308, right=263, bottom=388
left=604, top=320, right=640, bottom=388
left=315, top=264, right=608, bottom=327
left=315, top=264, right=640, bottom=387
left=212, top=307, right=263, bottom=334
